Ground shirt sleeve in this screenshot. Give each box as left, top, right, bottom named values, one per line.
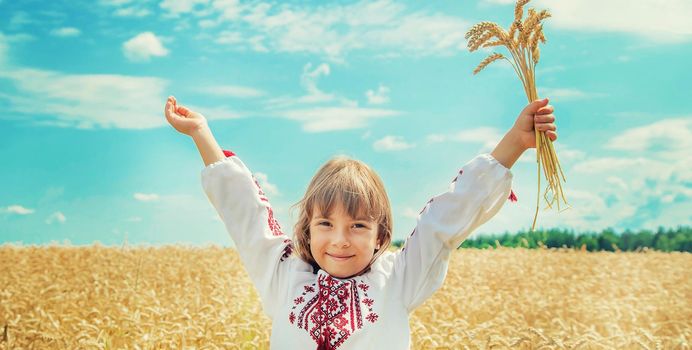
left=392, top=153, right=513, bottom=312
left=201, top=153, right=295, bottom=319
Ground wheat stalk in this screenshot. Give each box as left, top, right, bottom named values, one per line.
left=473, top=53, right=505, bottom=75
left=465, top=0, right=569, bottom=231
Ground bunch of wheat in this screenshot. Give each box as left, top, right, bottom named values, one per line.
left=465, top=0, right=569, bottom=231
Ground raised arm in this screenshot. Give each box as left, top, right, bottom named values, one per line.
left=392, top=153, right=513, bottom=312
left=164, top=96, right=225, bottom=166
left=163, top=96, right=299, bottom=319
left=392, top=98, right=559, bottom=312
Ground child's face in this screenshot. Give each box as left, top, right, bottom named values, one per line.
left=309, top=203, right=380, bottom=279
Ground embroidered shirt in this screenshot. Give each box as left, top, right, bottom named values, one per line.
left=201, top=153, right=513, bottom=349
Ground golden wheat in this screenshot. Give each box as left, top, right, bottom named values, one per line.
left=1, top=244, right=690, bottom=349
left=473, top=53, right=505, bottom=75
left=515, top=0, right=530, bottom=22
left=465, top=0, right=567, bottom=232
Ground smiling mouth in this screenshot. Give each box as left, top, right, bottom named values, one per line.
left=327, top=253, right=354, bottom=260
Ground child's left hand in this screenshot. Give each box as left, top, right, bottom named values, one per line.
left=511, top=98, right=558, bottom=149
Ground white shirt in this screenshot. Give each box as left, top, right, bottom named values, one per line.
left=201, top=153, right=513, bottom=349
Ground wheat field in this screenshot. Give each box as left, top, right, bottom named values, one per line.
left=1, top=244, right=690, bottom=349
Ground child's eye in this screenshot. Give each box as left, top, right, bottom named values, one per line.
left=318, top=221, right=331, bottom=227
left=352, top=223, right=367, bottom=229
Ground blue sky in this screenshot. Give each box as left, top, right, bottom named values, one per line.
left=1, top=0, right=690, bottom=247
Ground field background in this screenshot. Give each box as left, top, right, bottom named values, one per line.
left=1, top=245, right=690, bottom=349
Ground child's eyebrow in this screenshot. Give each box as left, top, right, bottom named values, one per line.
left=312, top=215, right=374, bottom=221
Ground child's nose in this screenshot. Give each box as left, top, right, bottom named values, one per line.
left=332, top=229, right=351, bottom=247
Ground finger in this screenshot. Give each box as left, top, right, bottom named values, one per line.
left=546, top=130, right=558, bottom=141
left=522, top=98, right=549, bottom=116
left=165, top=100, right=181, bottom=122
left=164, top=100, right=174, bottom=119
left=536, top=105, right=554, bottom=115
left=534, top=114, right=555, bottom=123
left=177, top=105, right=190, bottom=117
left=535, top=123, right=557, bottom=132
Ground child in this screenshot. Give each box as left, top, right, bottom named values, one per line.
left=164, top=96, right=557, bottom=349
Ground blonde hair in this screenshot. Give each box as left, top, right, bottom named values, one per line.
left=292, top=156, right=393, bottom=275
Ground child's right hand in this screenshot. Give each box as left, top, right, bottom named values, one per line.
left=164, top=96, right=208, bottom=136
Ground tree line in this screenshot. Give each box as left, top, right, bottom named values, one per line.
left=391, top=225, right=692, bottom=252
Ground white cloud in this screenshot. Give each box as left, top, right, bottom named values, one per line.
left=196, top=85, right=265, bottom=98
left=126, top=216, right=143, bottom=222
left=538, top=87, right=606, bottom=102
left=46, top=211, right=66, bottom=224
left=605, top=117, right=692, bottom=155
left=0, top=68, right=170, bottom=129
left=254, top=172, right=279, bottom=196
left=189, top=105, right=242, bottom=121
left=206, top=0, right=470, bottom=62
left=402, top=207, right=420, bottom=219
left=300, top=63, right=333, bottom=102
left=50, top=27, right=81, bottom=37
left=9, top=12, right=32, bottom=30
left=452, top=127, right=503, bottom=145
left=279, top=106, right=400, bottom=132
left=199, top=19, right=219, bottom=28
left=572, top=157, right=649, bottom=174
left=134, top=193, right=160, bottom=202
left=115, top=7, right=151, bottom=17
left=212, top=0, right=241, bottom=20
left=160, top=0, right=208, bottom=16
left=100, top=0, right=151, bottom=17
left=483, top=0, right=692, bottom=43
left=247, top=35, right=269, bottom=52
left=3, top=205, right=35, bottom=215
left=536, top=65, right=566, bottom=75
left=263, top=63, right=401, bottom=132
left=522, top=117, right=692, bottom=232
left=557, top=148, right=587, bottom=162
left=0, top=33, right=34, bottom=44
left=426, top=127, right=503, bottom=153
left=373, top=135, right=414, bottom=152
left=254, top=63, right=339, bottom=109
left=606, top=176, right=629, bottom=191
left=216, top=31, right=242, bottom=44
left=366, top=84, right=390, bottom=105
left=426, top=134, right=447, bottom=143
left=419, top=118, right=689, bottom=234
left=100, top=0, right=135, bottom=5
left=122, top=32, right=169, bottom=62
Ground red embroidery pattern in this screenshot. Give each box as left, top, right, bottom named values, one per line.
left=289, top=274, right=377, bottom=349
left=281, top=238, right=293, bottom=262
left=252, top=176, right=268, bottom=202
left=267, top=207, right=283, bottom=236
left=222, top=150, right=293, bottom=262
left=508, top=189, right=518, bottom=202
